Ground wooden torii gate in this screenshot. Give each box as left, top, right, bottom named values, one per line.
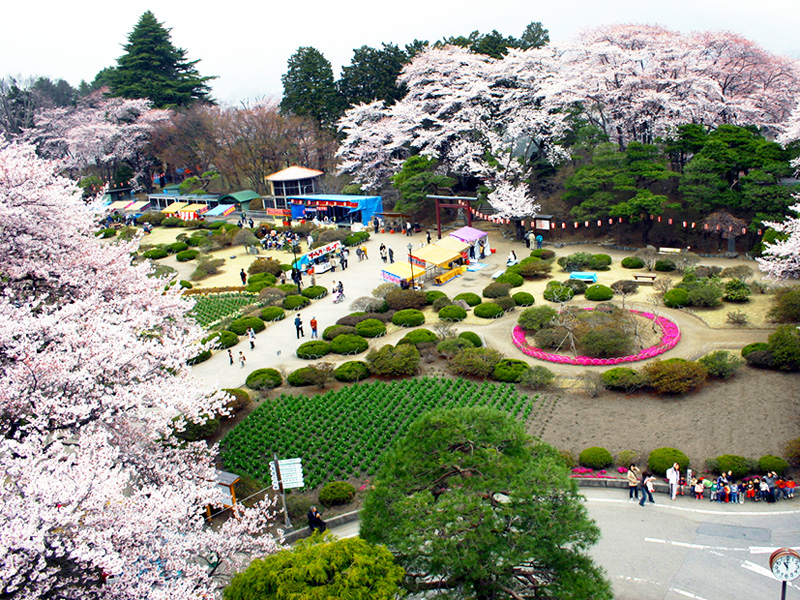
left=427, top=195, right=477, bottom=240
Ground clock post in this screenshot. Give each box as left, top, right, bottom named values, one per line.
left=770, top=548, right=800, bottom=600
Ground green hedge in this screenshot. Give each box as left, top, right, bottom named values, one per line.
left=621, top=256, right=645, bottom=269
left=245, top=368, right=282, bottom=390
left=454, top=292, right=482, bottom=306
left=166, top=241, right=189, bottom=253
left=283, top=295, right=311, bottom=311
left=512, top=291, right=535, bottom=306
left=398, top=328, right=438, bottom=346
left=663, top=288, right=689, bottom=308
left=287, top=367, right=318, bottom=387
left=436, top=337, right=475, bottom=357
left=601, top=367, right=644, bottom=392
left=530, top=249, right=555, bottom=260
left=426, top=290, right=448, bottom=304
left=176, top=249, right=199, bottom=262
left=323, top=325, right=358, bottom=341
left=302, top=285, right=328, bottom=299
left=319, top=481, right=356, bottom=506
left=759, top=454, right=789, bottom=476
left=458, top=331, right=482, bottom=348
left=330, top=334, right=369, bottom=355
left=392, top=309, right=425, bottom=327
left=710, top=454, right=751, bottom=479
left=333, top=361, right=370, bottom=382
left=648, top=447, right=689, bottom=476
left=142, top=248, right=168, bottom=260
left=355, top=318, right=386, bottom=338
left=483, top=282, right=513, bottom=298
left=584, top=284, right=614, bottom=301
left=296, top=340, right=331, bottom=359
left=495, top=272, right=524, bottom=287
left=474, top=302, right=504, bottom=319
left=204, top=330, right=239, bottom=350
left=260, top=306, right=285, bottom=322
left=438, top=305, right=467, bottom=321
left=654, top=259, right=676, bottom=272
left=492, top=358, right=530, bottom=383
left=579, top=447, right=614, bottom=469
left=741, top=342, right=768, bottom=357
left=228, top=316, right=266, bottom=336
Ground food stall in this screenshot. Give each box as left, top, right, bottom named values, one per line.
left=294, top=240, right=342, bottom=274
left=380, top=261, right=426, bottom=287
left=411, top=243, right=465, bottom=286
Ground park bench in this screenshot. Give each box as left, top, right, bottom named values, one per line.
left=569, top=271, right=598, bottom=283
left=658, top=247, right=683, bottom=255
left=632, top=273, right=658, bottom=283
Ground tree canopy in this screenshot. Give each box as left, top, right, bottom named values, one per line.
left=339, top=43, right=408, bottom=107
left=360, top=406, right=612, bottom=600
left=107, top=11, right=214, bottom=108
left=281, top=46, right=343, bottom=129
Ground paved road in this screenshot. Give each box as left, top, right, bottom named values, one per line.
left=323, top=488, right=800, bottom=600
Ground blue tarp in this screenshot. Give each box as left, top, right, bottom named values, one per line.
left=287, top=194, right=383, bottom=225
left=205, top=204, right=236, bottom=216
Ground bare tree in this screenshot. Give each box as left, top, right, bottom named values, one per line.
left=611, top=280, right=639, bottom=309
left=635, top=246, right=659, bottom=271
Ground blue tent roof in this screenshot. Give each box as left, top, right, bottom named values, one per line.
left=288, top=194, right=383, bottom=225
left=205, top=204, right=236, bottom=216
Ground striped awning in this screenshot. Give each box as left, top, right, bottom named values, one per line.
left=162, top=202, right=188, bottom=214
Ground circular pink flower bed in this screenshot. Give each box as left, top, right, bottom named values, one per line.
left=512, top=309, right=680, bottom=366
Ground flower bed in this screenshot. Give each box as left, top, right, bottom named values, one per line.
left=512, top=309, right=680, bottom=366
left=571, top=466, right=628, bottom=478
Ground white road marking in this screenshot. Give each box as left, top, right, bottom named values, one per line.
left=617, top=576, right=663, bottom=586
left=587, top=496, right=800, bottom=516
left=671, top=588, right=710, bottom=600
left=645, top=538, right=748, bottom=552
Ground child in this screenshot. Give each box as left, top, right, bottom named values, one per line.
left=694, top=478, right=705, bottom=500
left=746, top=479, right=756, bottom=501
left=786, top=478, right=795, bottom=499
left=239, top=351, right=246, bottom=368
left=729, top=482, right=739, bottom=504
left=709, top=481, right=718, bottom=502
left=759, top=479, right=769, bottom=502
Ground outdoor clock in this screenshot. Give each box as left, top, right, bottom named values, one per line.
left=770, top=548, right=800, bottom=582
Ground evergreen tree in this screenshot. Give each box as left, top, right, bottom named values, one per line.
left=107, top=11, right=214, bottom=108
left=280, top=46, right=343, bottom=130
left=339, top=43, right=408, bottom=107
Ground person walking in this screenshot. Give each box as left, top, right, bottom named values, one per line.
left=666, top=463, right=681, bottom=501
left=388, top=247, right=394, bottom=263
left=360, top=244, right=368, bottom=259
left=627, top=464, right=641, bottom=501
left=639, top=472, right=656, bottom=506
left=228, top=349, right=234, bottom=365
left=536, top=234, right=544, bottom=250
left=238, top=352, right=246, bottom=368
left=294, top=313, right=304, bottom=339
left=310, top=316, right=318, bottom=339
left=307, top=505, right=327, bottom=533
left=426, top=230, right=432, bottom=245
left=380, top=243, right=387, bottom=263
left=405, top=221, right=412, bottom=236
left=239, top=269, right=247, bottom=285
left=247, top=327, right=256, bottom=350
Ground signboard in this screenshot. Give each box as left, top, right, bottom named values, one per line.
left=381, top=270, right=403, bottom=285
left=535, top=218, right=551, bottom=230
left=266, top=208, right=291, bottom=216
left=306, top=241, right=341, bottom=260
left=409, top=255, right=426, bottom=268
left=270, top=458, right=304, bottom=490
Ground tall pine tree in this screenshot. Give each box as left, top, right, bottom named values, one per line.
left=280, top=46, right=343, bottom=130
left=107, top=11, right=214, bottom=108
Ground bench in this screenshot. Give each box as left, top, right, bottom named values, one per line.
left=492, top=269, right=506, bottom=279
left=632, top=273, right=658, bottom=283
left=658, top=247, right=683, bottom=255
left=569, top=271, right=598, bottom=283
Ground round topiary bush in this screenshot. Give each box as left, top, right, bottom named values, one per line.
left=333, top=361, right=370, bottom=382
left=245, top=368, right=282, bottom=390
left=458, top=331, right=482, bottom=348
left=323, top=325, right=358, bottom=341
left=319, top=481, right=356, bottom=507
left=654, top=259, right=676, bottom=272
left=492, top=358, right=530, bottom=383
left=432, top=296, right=454, bottom=312
left=279, top=283, right=301, bottom=293
left=97, top=227, right=117, bottom=239
left=579, top=447, right=614, bottom=469
left=222, top=388, right=251, bottom=413
left=482, top=282, right=513, bottom=298
left=301, top=285, right=328, bottom=299
left=512, top=291, right=535, bottom=306
left=228, top=316, right=266, bottom=336
left=355, top=318, right=386, bottom=338
left=621, top=256, right=645, bottom=269
left=439, top=305, right=467, bottom=321
left=287, top=366, right=318, bottom=387
left=161, top=216, right=185, bottom=227
left=426, top=290, right=448, bottom=304
left=173, top=414, right=219, bottom=441
left=712, top=455, right=751, bottom=479
left=142, top=247, right=169, bottom=260
left=179, top=280, right=192, bottom=289
left=741, top=342, right=768, bottom=357
left=562, top=279, right=588, bottom=295
left=260, top=306, right=285, bottom=321
left=584, top=284, right=614, bottom=301
left=392, top=309, right=425, bottom=327
left=187, top=349, right=211, bottom=365
left=663, top=288, right=689, bottom=308
left=436, top=337, right=475, bottom=358
left=175, top=249, right=199, bottom=262
left=648, top=447, right=689, bottom=476
left=166, top=241, right=189, bottom=254
left=494, top=296, right=517, bottom=312
left=759, top=454, right=789, bottom=476
left=211, top=330, right=240, bottom=349
left=454, top=292, right=482, bottom=307
left=601, top=367, right=644, bottom=392
left=330, top=334, right=369, bottom=355
left=495, top=272, right=524, bottom=287
left=248, top=272, right=277, bottom=285
left=517, top=305, right=557, bottom=332
left=283, top=295, right=311, bottom=311
left=296, top=340, right=331, bottom=359
left=530, top=249, right=556, bottom=260
left=398, top=328, right=438, bottom=346
left=474, top=302, right=504, bottom=319
left=543, top=283, right=574, bottom=302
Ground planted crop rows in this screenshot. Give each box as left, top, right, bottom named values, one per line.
left=188, top=293, right=258, bottom=328
left=221, top=377, right=538, bottom=489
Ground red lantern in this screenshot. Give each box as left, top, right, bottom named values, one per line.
left=657, top=216, right=662, bottom=223
left=562, top=223, right=566, bottom=229
left=608, top=218, right=613, bottom=225
left=682, top=221, right=687, bottom=228
left=668, top=218, right=673, bottom=225
left=691, top=222, right=695, bottom=228
left=597, top=220, right=602, bottom=227
left=584, top=221, right=589, bottom=228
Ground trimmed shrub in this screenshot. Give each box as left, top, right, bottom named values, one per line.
left=621, top=256, right=645, bottom=269
left=584, top=284, right=614, bottom=302
left=534, top=327, right=564, bottom=350
left=323, top=325, right=358, bottom=341
left=166, top=241, right=189, bottom=253
left=333, top=361, right=370, bottom=382
left=518, top=258, right=553, bottom=278
left=474, top=302, right=504, bottom=319
left=246, top=280, right=271, bottom=294
left=579, top=447, right=614, bottom=469
left=174, top=414, right=219, bottom=441
left=723, top=279, right=751, bottom=302
left=222, top=388, right=251, bottom=413
left=543, top=283, right=574, bottom=303
left=432, top=296, right=454, bottom=312
left=562, top=279, right=588, bottom=294
left=176, top=249, right=200, bottom=263
left=785, top=438, right=800, bottom=468
left=385, top=289, right=427, bottom=310
left=492, top=358, right=530, bottom=383
left=355, top=318, right=386, bottom=338
left=601, top=367, right=645, bottom=392
left=495, top=272, right=524, bottom=287
left=179, top=280, right=192, bottom=289
left=448, top=347, right=504, bottom=378
left=142, top=247, right=168, bottom=260
left=687, top=283, right=723, bottom=307
left=287, top=366, right=319, bottom=387
left=759, top=455, right=789, bottom=476
left=530, top=248, right=556, bottom=260
left=248, top=258, right=283, bottom=276
left=767, top=324, right=800, bottom=371
left=392, top=309, right=425, bottom=327
left=366, top=344, right=420, bottom=376
left=162, top=216, right=185, bottom=227
left=741, top=342, right=768, bottom=357
left=557, top=252, right=593, bottom=271
left=319, top=481, right=356, bottom=507
left=439, top=305, right=467, bottom=321
left=663, top=288, right=689, bottom=308
left=454, top=292, right=482, bottom=306
left=283, top=295, right=310, bottom=311
left=186, top=235, right=207, bottom=247
left=296, top=340, right=331, bottom=359
left=208, top=330, right=240, bottom=349
left=425, top=290, right=447, bottom=304
left=654, top=259, right=676, bottom=272
left=398, top=328, right=438, bottom=346
left=260, top=306, right=285, bottom=321
left=518, top=306, right=557, bottom=332
left=512, top=291, right=535, bottom=306
left=301, top=285, right=328, bottom=299
left=648, top=447, right=689, bottom=476
left=592, top=254, right=612, bottom=267
left=458, top=331, right=482, bottom=348
left=248, top=272, right=277, bottom=285
left=279, top=283, right=302, bottom=293
left=96, top=227, right=117, bottom=239
left=744, top=349, right=776, bottom=369
left=187, top=349, right=211, bottom=365
left=518, top=365, right=556, bottom=389
left=245, top=368, right=282, bottom=390
left=698, top=350, right=744, bottom=379
left=642, top=359, right=707, bottom=394
left=482, top=282, right=513, bottom=298
left=712, top=455, right=751, bottom=479
left=436, top=337, right=475, bottom=358
left=330, top=334, right=369, bottom=355
left=768, top=287, right=800, bottom=323
left=578, top=327, right=633, bottom=358
left=228, top=316, right=266, bottom=336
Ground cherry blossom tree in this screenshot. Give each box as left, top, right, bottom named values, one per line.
left=777, top=101, right=800, bottom=174
left=23, top=90, right=171, bottom=190
left=757, top=197, right=800, bottom=279
left=0, top=143, right=280, bottom=600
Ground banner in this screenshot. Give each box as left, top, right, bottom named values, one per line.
left=306, top=241, right=341, bottom=260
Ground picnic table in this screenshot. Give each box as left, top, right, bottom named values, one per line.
left=632, top=273, right=657, bottom=283
left=569, top=271, right=598, bottom=283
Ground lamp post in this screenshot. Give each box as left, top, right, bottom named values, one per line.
left=291, top=239, right=301, bottom=295
left=407, top=243, right=414, bottom=290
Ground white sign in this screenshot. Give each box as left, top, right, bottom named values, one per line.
left=270, top=458, right=305, bottom=490
left=306, top=241, right=341, bottom=260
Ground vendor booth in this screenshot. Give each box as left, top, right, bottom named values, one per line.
left=204, top=204, right=236, bottom=218
left=411, top=243, right=465, bottom=286
left=449, top=225, right=488, bottom=247
left=161, top=201, right=188, bottom=214
left=381, top=261, right=426, bottom=286
left=124, top=200, right=150, bottom=213
left=107, top=200, right=135, bottom=211
left=178, top=203, right=210, bottom=221
left=293, top=241, right=342, bottom=274
left=435, top=235, right=470, bottom=256
left=287, top=194, right=383, bottom=226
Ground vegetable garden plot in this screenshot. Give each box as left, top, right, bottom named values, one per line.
left=221, top=377, right=538, bottom=489
left=188, top=293, right=259, bottom=328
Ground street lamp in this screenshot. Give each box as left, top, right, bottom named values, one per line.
left=291, top=239, right=302, bottom=295
left=407, top=243, right=414, bottom=290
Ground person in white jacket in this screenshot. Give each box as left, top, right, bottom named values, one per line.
left=666, top=463, right=681, bottom=500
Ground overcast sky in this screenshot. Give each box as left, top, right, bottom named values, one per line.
left=2, top=0, right=799, bottom=105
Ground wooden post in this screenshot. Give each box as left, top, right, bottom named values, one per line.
left=273, top=453, right=292, bottom=529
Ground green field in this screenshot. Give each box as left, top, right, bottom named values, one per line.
left=188, top=293, right=259, bottom=328
left=221, top=377, right=538, bottom=489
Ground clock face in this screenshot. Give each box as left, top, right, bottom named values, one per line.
left=772, top=554, right=800, bottom=581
